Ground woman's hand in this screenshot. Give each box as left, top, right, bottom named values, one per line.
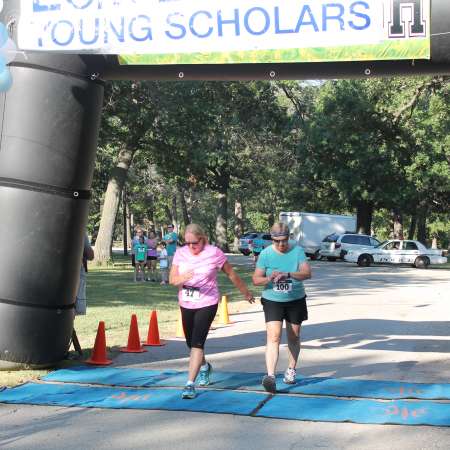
left=170, top=264, right=194, bottom=287
left=179, top=271, right=194, bottom=284
left=245, top=292, right=255, bottom=303
left=270, top=271, right=289, bottom=283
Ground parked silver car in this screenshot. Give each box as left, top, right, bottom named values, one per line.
left=319, top=233, right=380, bottom=261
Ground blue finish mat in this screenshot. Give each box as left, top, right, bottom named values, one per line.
left=43, top=367, right=450, bottom=400
left=0, top=382, right=262, bottom=415
left=255, top=395, right=450, bottom=427
left=1, top=381, right=450, bottom=426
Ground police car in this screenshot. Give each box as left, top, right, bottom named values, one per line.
left=344, top=239, right=448, bottom=268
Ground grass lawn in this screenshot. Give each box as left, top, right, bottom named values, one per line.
left=0, top=254, right=257, bottom=387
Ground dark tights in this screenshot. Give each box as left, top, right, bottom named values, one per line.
left=180, top=304, right=218, bottom=349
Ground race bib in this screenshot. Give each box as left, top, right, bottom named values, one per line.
left=273, top=279, right=293, bottom=293
left=182, top=286, right=201, bottom=302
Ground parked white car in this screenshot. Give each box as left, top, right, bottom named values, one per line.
left=344, top=239, right=448, bottom=268
left=319, top=233, right=380, bottom=261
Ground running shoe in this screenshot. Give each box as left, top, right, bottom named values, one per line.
left=198, top=362, right=212, bottom=386
left=181, top=383, right=196, bottom=399
left=283, top=367, right=297, bottom=384
left=262, top=375, right=276, bottom=393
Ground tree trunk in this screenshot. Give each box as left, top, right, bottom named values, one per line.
left=126, top=202, right=132, bottom=251
left=268, top=211, right=275, bottom=228
left=356, top=202, right=373, bottom=234
left=122, top=188, right=128, bottom=256
left=146, top=193, right=155, bottom=231
left=233, top=199, right=244, bottom=252
left=179, top=186, right=191, bottom=229
left=431, top=236, right=438, bottom=249
left=392, top=211, right=404, bottom=239
left=417, top=207, right=428, bottom=245
left=164, top=205, right=173, bottom=225
left=171, top=194, right=179, bottom=230
left=215, top=188, right=229, bottom=251
left=94, top=148, right=134, bottom=263
left=408, top=213, right=417, bottom=240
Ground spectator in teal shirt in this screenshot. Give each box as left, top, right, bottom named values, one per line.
left=252, top=222, right=311, bottom=394
left=250, top=235, right=265, bottom=264
left=163, top=224, right=178, bottom=268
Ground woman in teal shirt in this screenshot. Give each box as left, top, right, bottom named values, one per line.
left=252, top=222, right=311, bottom=393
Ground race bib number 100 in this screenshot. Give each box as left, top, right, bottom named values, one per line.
left=273, top=279, right=293, bottom=293
left=182, top=286, right=200, bottom=302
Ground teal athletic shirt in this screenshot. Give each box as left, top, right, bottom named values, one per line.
left=163, top=232, right=178, bottom=256
left=256, top=241, right=308, bottom=302
left=134, top=244, right=148, bottom=262
left=252, top=237, right=265, bottom=253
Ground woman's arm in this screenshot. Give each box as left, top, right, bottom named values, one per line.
left=252, top=267, right=276, bottom=286
left=222, top=261, right=254, bottom=303
left=169, top=264, right=194, bottom=287
left=272, top=262, right=312, bottom=282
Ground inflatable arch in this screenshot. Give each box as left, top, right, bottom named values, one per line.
left=0, top=0, right=449, bottom=367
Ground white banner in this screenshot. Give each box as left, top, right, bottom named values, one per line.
left=18, top=0, right=430, bottom=60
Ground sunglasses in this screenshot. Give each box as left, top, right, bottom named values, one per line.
left=272, top=238, right=289, bottom=245
left=185, top=241, right=200, bottom=246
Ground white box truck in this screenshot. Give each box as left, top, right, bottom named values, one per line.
left=279, top=212, right=356, bottom=258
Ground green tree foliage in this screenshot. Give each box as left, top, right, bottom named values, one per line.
left=146, top=81, right=288, bottom=250
left=90, top=77, right=450, bottom=251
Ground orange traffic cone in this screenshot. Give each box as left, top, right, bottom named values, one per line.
left=143, top=310, right=165, bottom=346
left=218, top=295, right=233, bottom=325
left=120, top=314, right=147, bottom=353
left=176, top=309, right=185, bottom=338
left=86, top=321, right=112, bottom=365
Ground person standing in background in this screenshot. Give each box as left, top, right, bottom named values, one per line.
left=158, top=241, right=169, bottom=285
left=70, top=233, right=94, bottom=358
left=251, top=234, right=265, bottom=264
left=133, top=235, right=148, bottom=282
left=131, top=226, right=145, bottom=268
left=75, top=233, right=94, bottom=316
left=146, top=230, right=159, bottom=281
left=163, top=224, right=178, bottom=269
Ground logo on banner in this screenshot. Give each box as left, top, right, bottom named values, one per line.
left=388, top=0, right=426, bottom=38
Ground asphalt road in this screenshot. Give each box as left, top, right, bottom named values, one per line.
left=1, top=257, right=450, bottom=449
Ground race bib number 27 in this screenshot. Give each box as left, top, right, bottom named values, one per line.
left=182, top=286, right=200, bottom=302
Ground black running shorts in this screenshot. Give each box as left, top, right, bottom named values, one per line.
left=261, top=297, right=308, bottom=324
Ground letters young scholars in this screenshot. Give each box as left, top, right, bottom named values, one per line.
left=169, top=223, right=254, bottom=399
left=252, top=222, right=311, bottom=393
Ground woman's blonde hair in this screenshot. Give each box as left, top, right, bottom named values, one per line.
left=185, top=223, right=209, bottom=245
left=270, top=222, right=290, bottom=237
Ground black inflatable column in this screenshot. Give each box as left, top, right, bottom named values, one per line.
left=0, top=1, right=105, bottom=367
